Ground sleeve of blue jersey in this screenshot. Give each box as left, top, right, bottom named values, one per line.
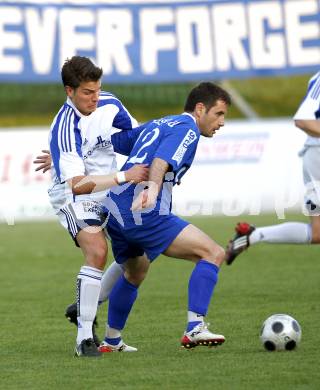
left=111, top=125, right=146, bottom=156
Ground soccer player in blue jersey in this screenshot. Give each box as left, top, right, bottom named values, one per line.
left=97, top=82, right=231, bottom=351
left=226, top=71, right=320, bottom=265
left=47, top=56, right=149, bottom=357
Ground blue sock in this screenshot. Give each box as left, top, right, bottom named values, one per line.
left=105, top=337, right=121, bottom=345
left=188, top=260, right=219, bottom=316
left=108, top=275, right=138, bottom=330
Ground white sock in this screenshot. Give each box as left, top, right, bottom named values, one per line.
left=249, top=223, right=312, bottom=245
left=106, top=326, right=121, bottom=339
left=76, top=266, right=103, bottom=345
left=98, top=261, right=124, bottom=304
left=188, top=311, right=204, bottom=323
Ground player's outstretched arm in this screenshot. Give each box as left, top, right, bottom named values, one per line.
left=294, top=119, right=320, bottom=137
left=33, top=149, right=148, bottom=192
left=70, top=164, right=149, bottom=195
left=34, top=150, right=52, bottom=173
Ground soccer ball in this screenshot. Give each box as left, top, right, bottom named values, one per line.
left=260, top=314, right=302, bottom=351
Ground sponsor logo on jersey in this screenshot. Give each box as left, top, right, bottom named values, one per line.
left=83, top=136, right=112, bottom=159
left=95, top=135, right=111, bottom=147
left=153, top=118, right=181, bottom=128
left=172, top=129, right=197, bottom=164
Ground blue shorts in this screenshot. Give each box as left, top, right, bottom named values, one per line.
left=107, top=212, right=189, bottom=264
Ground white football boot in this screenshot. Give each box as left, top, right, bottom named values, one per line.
left=98, top=340, right=138, bottom=352
left=181, top=322, right=225, bottom=349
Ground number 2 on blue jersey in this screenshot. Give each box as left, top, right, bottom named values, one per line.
left=127, top=127, right=160, bottom=164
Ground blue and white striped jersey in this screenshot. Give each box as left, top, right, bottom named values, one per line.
left=48, top=91, right=138, bottom=212
left=294, top=71, right=320, bottom=146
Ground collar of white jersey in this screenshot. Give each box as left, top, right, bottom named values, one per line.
left=66, top=97, right=88, bottom=118
left=182, top=112, right=196, bottom=123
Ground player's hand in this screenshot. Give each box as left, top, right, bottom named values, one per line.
left=131, top=182, right=158, bottom=211
left=34, top=150, right=52, bottom=173
left=131, top=189, right=148, bottom=211
left=125, top=164, right=149, bottom=184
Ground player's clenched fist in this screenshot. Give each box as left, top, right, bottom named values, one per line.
left=131, top=181, right=158, bottom=211
left=124, top=164, right=149, bottom=184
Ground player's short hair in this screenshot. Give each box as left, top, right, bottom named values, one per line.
left=184, top=82, right=231, bottom=112
left=61, top=56, right=103, bottom=89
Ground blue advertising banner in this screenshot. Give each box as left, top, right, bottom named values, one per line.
left=0, top=0, right=319, bottom=83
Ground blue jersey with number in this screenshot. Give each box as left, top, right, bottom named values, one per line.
left=108, top=113, right=200, bottom=221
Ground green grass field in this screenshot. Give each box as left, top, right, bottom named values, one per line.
left=1, top=214, right=319, bottom=389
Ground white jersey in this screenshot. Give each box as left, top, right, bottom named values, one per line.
left=293, top=71, right=320, bottom=147
left=48, top=92, right=138, bottom=213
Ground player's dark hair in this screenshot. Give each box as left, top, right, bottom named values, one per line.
left=61, top=56, right=103, bottom=88
left=184, top=82, right=231, bottom=112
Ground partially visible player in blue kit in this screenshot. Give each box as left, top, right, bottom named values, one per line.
left=100, top=82, right=231, bottom=351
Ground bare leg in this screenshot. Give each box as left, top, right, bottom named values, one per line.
left=310, top=215, right=320, bottom=243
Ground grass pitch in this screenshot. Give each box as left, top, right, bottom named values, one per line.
left=0, top=214, right=319, bottom=389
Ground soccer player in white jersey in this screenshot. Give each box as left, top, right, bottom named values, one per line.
left=48, top=56, right=149, bottom=357
left=226, top=71, right=320, bottom=265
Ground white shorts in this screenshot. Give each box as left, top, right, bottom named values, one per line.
left=58, top=200, right=109, bottom=246
left=302, top=146, right=320, bottom=214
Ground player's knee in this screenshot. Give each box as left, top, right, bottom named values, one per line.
left=212, top=245, right=226, bottom=266
left=125, top=269, right=148, bottom=286
left=86, top=244, right=108, bottom=270
left=125, top=260, right=150, bottom=286
left=198, top=243, right=225, bottom=266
